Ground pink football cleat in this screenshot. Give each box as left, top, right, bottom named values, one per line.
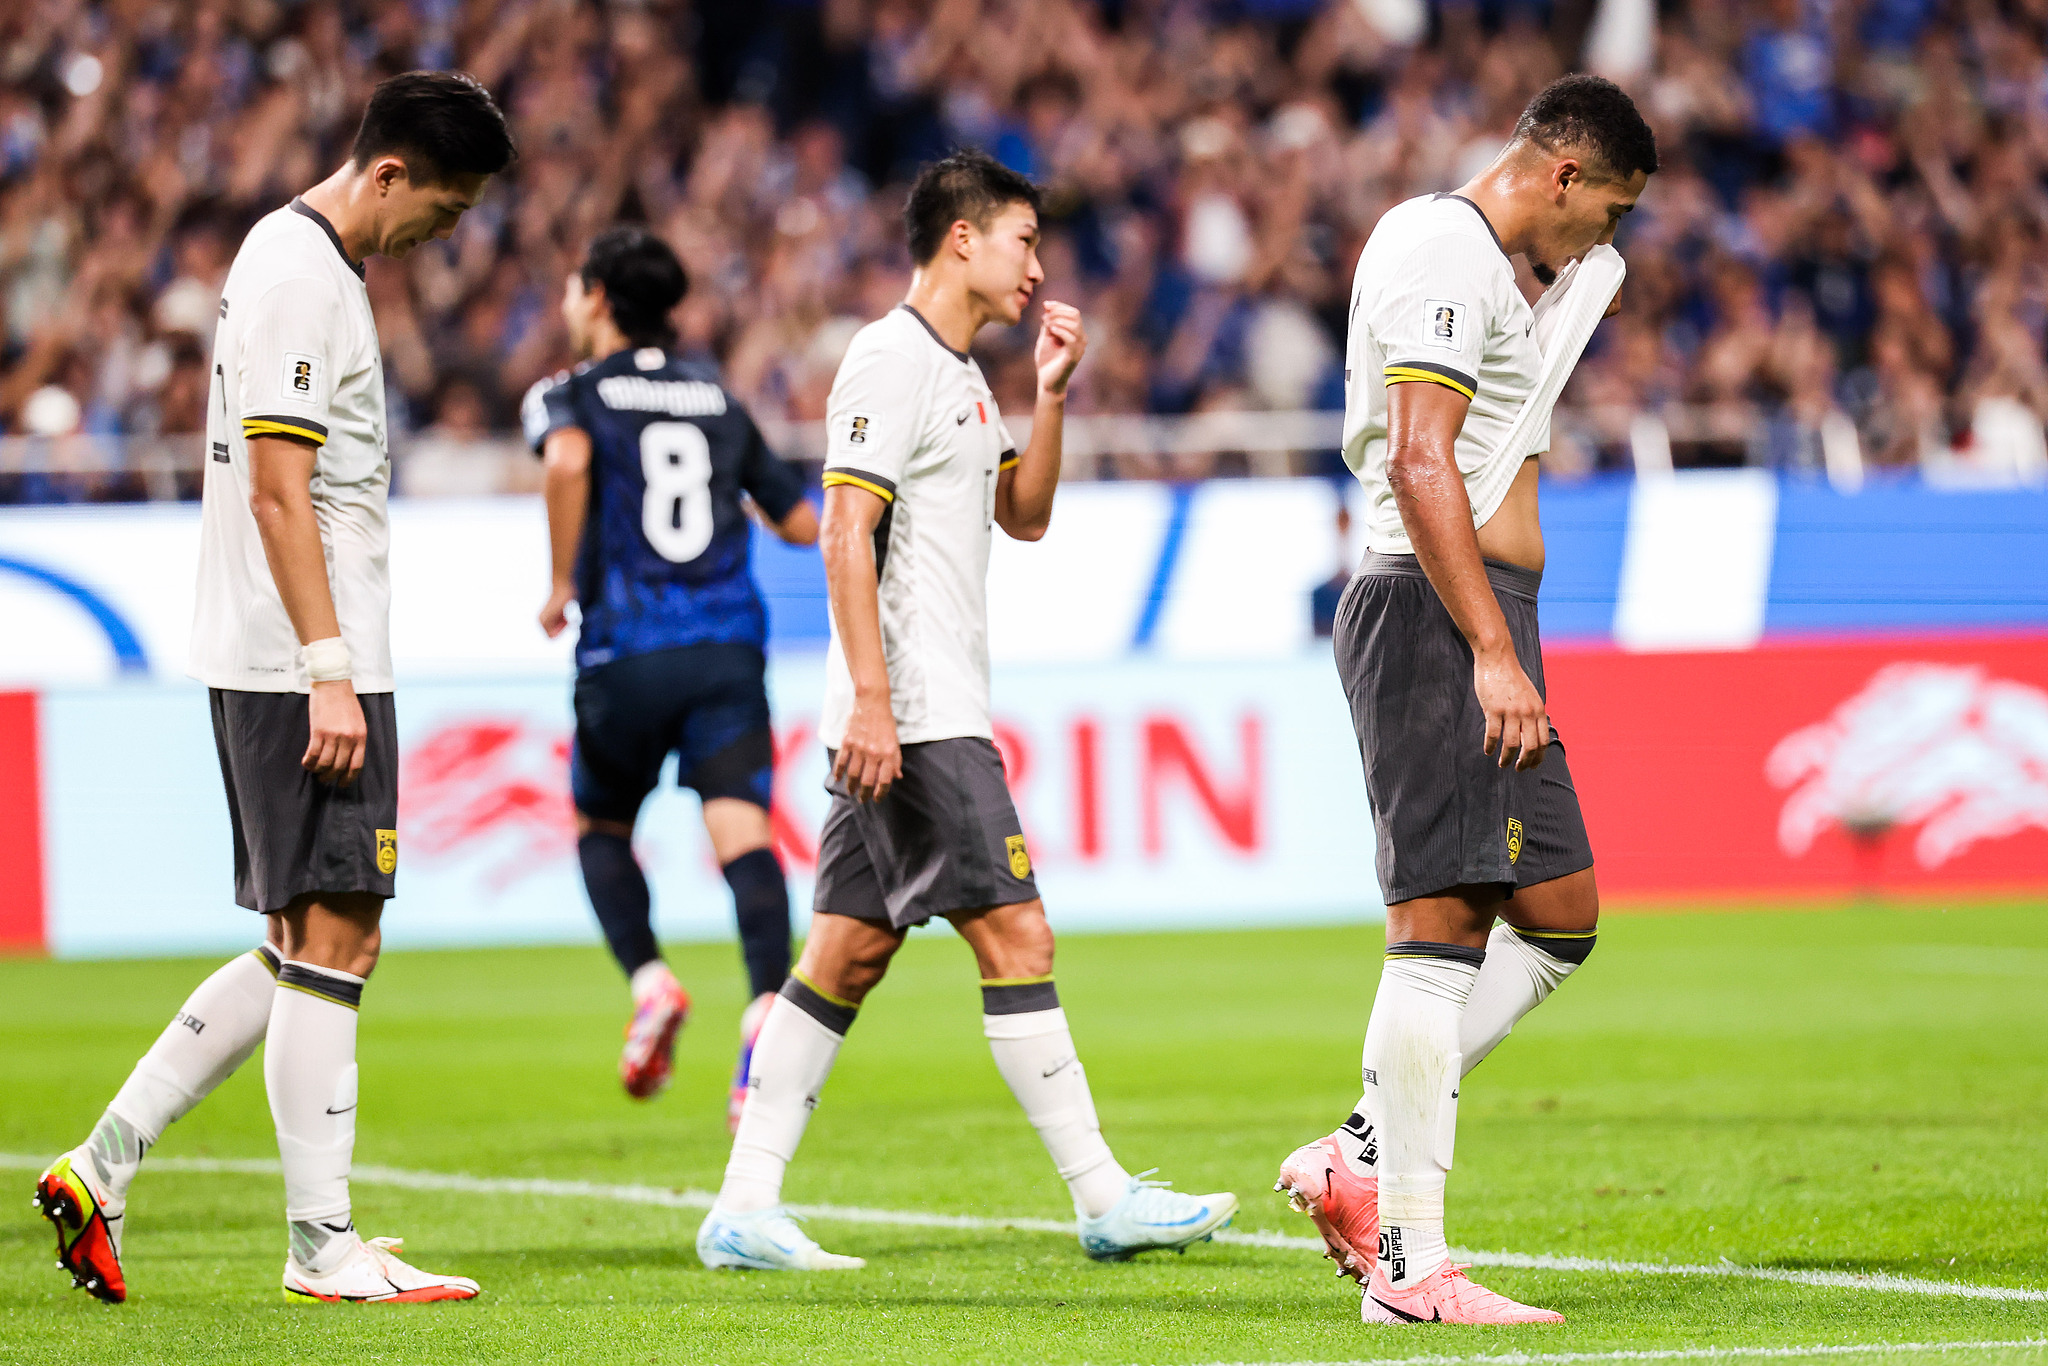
left=1275, top=1133, right=1377, bottom=1282
left=1362, top=1261, right=1565, bottom=1325
left=620, top=975, right=691, bottom=1100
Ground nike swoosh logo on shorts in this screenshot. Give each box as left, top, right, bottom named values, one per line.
left=325, top=1105, right=357, bottom=1115
left=1041, top=1058, right=1075, bottom=1078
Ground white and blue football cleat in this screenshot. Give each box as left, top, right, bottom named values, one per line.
left=1077, top=1171, right=1238, bottom=1261
left=695, top=1206, right=866, bottom=1271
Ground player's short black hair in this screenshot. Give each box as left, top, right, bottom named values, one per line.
left=903, top=149, right=1043, bottom=264
left=350, top=71, right=516, bottom=184
left=580, top=226, right=689, bottom=347
left=1513, top=74, right=1658, bottom=182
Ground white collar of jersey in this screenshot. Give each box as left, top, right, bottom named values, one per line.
left=1430, top=192, right=1508, bottom=260
left=289, top=197, right=365, bottom=279
left=897, top=303, right=969, bottom=363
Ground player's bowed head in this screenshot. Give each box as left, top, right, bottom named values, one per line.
left=299, top=71, right=517, bottom=268
left=1457, top=73, right=1657, bottom=295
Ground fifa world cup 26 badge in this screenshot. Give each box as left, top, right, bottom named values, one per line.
left=376, top=829, right=398, bottom=875
left=1005, top=834, right=1032, bottom=879
left=1505, top=818, right=1524, bottom=865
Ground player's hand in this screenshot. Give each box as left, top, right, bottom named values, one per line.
left=1475, top=646, right=1548, bottom=771
left=539, top=582, right=575, bottom=638
left=833, top=694, right=902, bottom=803
left=305, top=679, right=368, bottom=787
left=1034, top=301, right=1086, bottom=398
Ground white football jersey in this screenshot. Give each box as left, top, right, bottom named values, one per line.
left=818, top=305, right=1018, bottom=747
left=190, top=199, right=393, bottom=693
left=1341, top=193, right=1546, bottom=555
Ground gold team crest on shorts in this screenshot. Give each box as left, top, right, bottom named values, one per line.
left=376, top=829, right=398, bottom=875
left=1505, top=818, right=1524, bottom=865
left=1005, top=834, right=1032, bottom=879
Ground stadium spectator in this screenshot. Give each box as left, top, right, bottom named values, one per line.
left=6, top=0, right=2048, bottom=498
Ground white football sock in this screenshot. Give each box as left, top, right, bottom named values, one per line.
left=1459, top=922, right=1595, bottom=1072
left=981, top=986, right=1130, bottom=1219
left=89, top=946, right=280, bottom=1203
left=1331, top=1104, right=1378, bottom=1176
left=1339, top=923, right=1595, bottom=1173
left=717, top=979, right=850, bottom=1214
left=1361, top=944, right=1481, bottom=1289
left=267, top=961, right=364, bottom=1272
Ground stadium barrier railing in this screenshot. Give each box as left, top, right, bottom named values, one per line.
left=6, top=403, right=2045, bottom=501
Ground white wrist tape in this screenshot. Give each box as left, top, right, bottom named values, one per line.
left=301, top=637, right=352, bottom=683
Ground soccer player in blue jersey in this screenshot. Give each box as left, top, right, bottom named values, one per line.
left=524, top=227, right=818, bottom=1126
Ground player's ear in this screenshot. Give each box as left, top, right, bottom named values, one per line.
left=370, top=155, right=409, bottom=197
left=951, top=217, right=976, bottom=260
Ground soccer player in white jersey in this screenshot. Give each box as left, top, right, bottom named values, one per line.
left=32, top=73, right=513, bottom=1306
left=695, top=150, right=1238, bottom=1271
left=1272, top=77, right=1656, bottom=1326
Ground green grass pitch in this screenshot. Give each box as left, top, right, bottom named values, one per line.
left=1, top=903, right=2045, bottom=1365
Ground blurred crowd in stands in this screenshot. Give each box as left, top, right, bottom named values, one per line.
left=4, top=0, right=2048, bottom=501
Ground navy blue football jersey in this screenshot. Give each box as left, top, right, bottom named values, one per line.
left=523, top=347, right=808, bottom=671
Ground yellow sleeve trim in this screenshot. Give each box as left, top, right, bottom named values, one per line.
left=821, top=471, right=895, bottom=503
left=791, top=968, right=860, bottom=1010
left=1383, top=367, right=1476, bottom=400
left=980, top=973, right=1055, bottom=987
left=998, top=456, right=1021, bottom=472
left=242, top=419, right=328, bottom=446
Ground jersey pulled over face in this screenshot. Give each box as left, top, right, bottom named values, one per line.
left=819, top=305, right=1018, bottom=749
left=190, top=199, right=392, bottom=693
left=523, top=346, right=807, bottom=671
left=1341, top=193, right=1545, bottom=555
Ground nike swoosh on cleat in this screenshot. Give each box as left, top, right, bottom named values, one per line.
left=1371, top=1295, right=1440, bottom=1323
left=1135, top=1211, right=1207, bottom=1229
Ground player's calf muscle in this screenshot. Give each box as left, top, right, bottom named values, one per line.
left=950, top=900, right=1054, bottom=981
left=795, top=917, right=901, bottom=1004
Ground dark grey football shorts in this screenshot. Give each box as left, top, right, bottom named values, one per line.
left=209, top=689, right=399, bottom=913
left=813, top=736, right=1039, bottom=930
left=1333, top=551, right=1594, bottom=906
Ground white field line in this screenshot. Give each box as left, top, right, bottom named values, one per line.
left=1185, top=1341, right=2048, bottom=1366
left=7, top=1154, right=2044, bottom=1304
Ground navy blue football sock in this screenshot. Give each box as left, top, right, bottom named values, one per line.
left=723, top=847, right=791, bottom=999
left=578, top=832, right=659, bottom=977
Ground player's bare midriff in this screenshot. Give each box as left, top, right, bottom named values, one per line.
left=1474, top=455, right=1544, bottom=573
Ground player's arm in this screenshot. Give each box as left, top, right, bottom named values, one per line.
left=994, top=300, right=1086, bottom=541
left=1385, top=381, right=1547, bottom=770
left=820, top=483, right=900, bottom=802
left=767, top=498, right=818, bottom=546
left=735, top=408, right=819, bottom=547
left=246, top=433, right=365, bottom=786
left=539, top=426, right=591, bottom=638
